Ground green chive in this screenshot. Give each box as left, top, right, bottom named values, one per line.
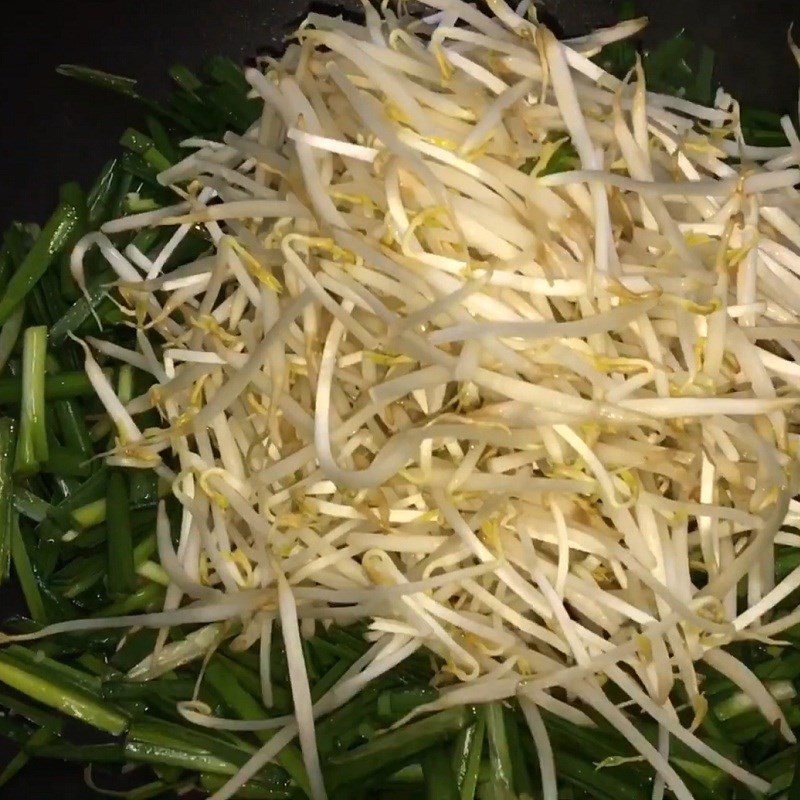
left=106, top=470, right=136, bottom=595
left=0, top=650, right=127, bottom=735
left=27, top=742, right=125, bottom=763
left=327, top=707, right=475, bottom=788
left=452, top=715, right=485, bottom=800
left=10, top=519, right=47, bottom=623
left=204, top=659, right=311, bottom=796
left=421, top=745, right=459, bottom=800
left=0, top=370, right=100, bottom=405
left=484, top=703, right=513, bottom=792
left=0, top=418, right=16, bottom=582
left=0, top=722, right=63, bottom=788
left=14, top=326, right=48, bottom=474
left=0, top=185, right=85, bottom=327
left=199, top=773, right=293, bottom=799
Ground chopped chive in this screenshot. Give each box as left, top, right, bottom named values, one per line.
left=204, top=659, right=311, bottom=796
left=169, top=64, right=202, bottom=93
left=0, top=370, right=102, bottom=405
left=327, top=707, right=475, bottom=788
left=57, top=64, right=140, bottom=98
left=49, top=269, right=115, bottom=343
left=47, top=355, right=94, bottom=459
left=691, top=46, right=715, bottom=104
left=123, top=739, right=240, bottom=777
left=120, top=127, right=157, bottom=154
left=27, top=742, right=125, bottom=763
left=422, top=745, right=459, bottom=800
left=0, top=689, right=64, bottom=729
left=13, top=326, right=48, bottom=474
left=0, top=305, right=24, bottom=375
left=101, top=676, right=197, bottom=702
left=146, top=116, right=181, bottom=164
left=311, top=658, right=353, bottom=704
left=96, top=581, right=163, bottom=615
left=315, top=685, right=383, bottom=756
left=41, top=446, right=91, bottom=477
left=790, top=750, right=800, bottom=796
left=452, top=715, right=485, bottom=800
left=10, top=519, right=47, bottom=623
left=12, top=487, right=51, bottom=523
left=0, top=417, right=16, bottom=582
left=71, top=497, right=106, bottom=528
left=376, top=687, right=438, bottom=722
left=128, top=718, right=257, bottom=770
left=6, top=645, right=104, bottom=696
left=199, top=773, right=293, bottom=799
left=120, top=129, right=173, bottom=173
left=504, top=707, right=533, bottom=800
left=484, top=703, right=514, bottom=792
left=205, top=55, right=250, bottom=92
left=0, top=650, right=127, bottom=735
left=106, top=470, right=136, bottom=595
left=0, top=184, right=86, bottom=327
left=86, top=158, right=122, bottom=228
left=0, top=721, right=63, bottom=788
left=0, top=716, right=35, bottom=745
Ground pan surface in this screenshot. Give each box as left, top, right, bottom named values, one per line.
left=0, top=0, right=797, bottom=796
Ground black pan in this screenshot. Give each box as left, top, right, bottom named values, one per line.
left=0, top=0, right=798, bottom=796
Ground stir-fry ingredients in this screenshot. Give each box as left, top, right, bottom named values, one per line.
left=2, top=1, right=800, bottom=799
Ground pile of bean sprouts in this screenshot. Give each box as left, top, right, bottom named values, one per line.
left=19, top=1, right=800, bottom=798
